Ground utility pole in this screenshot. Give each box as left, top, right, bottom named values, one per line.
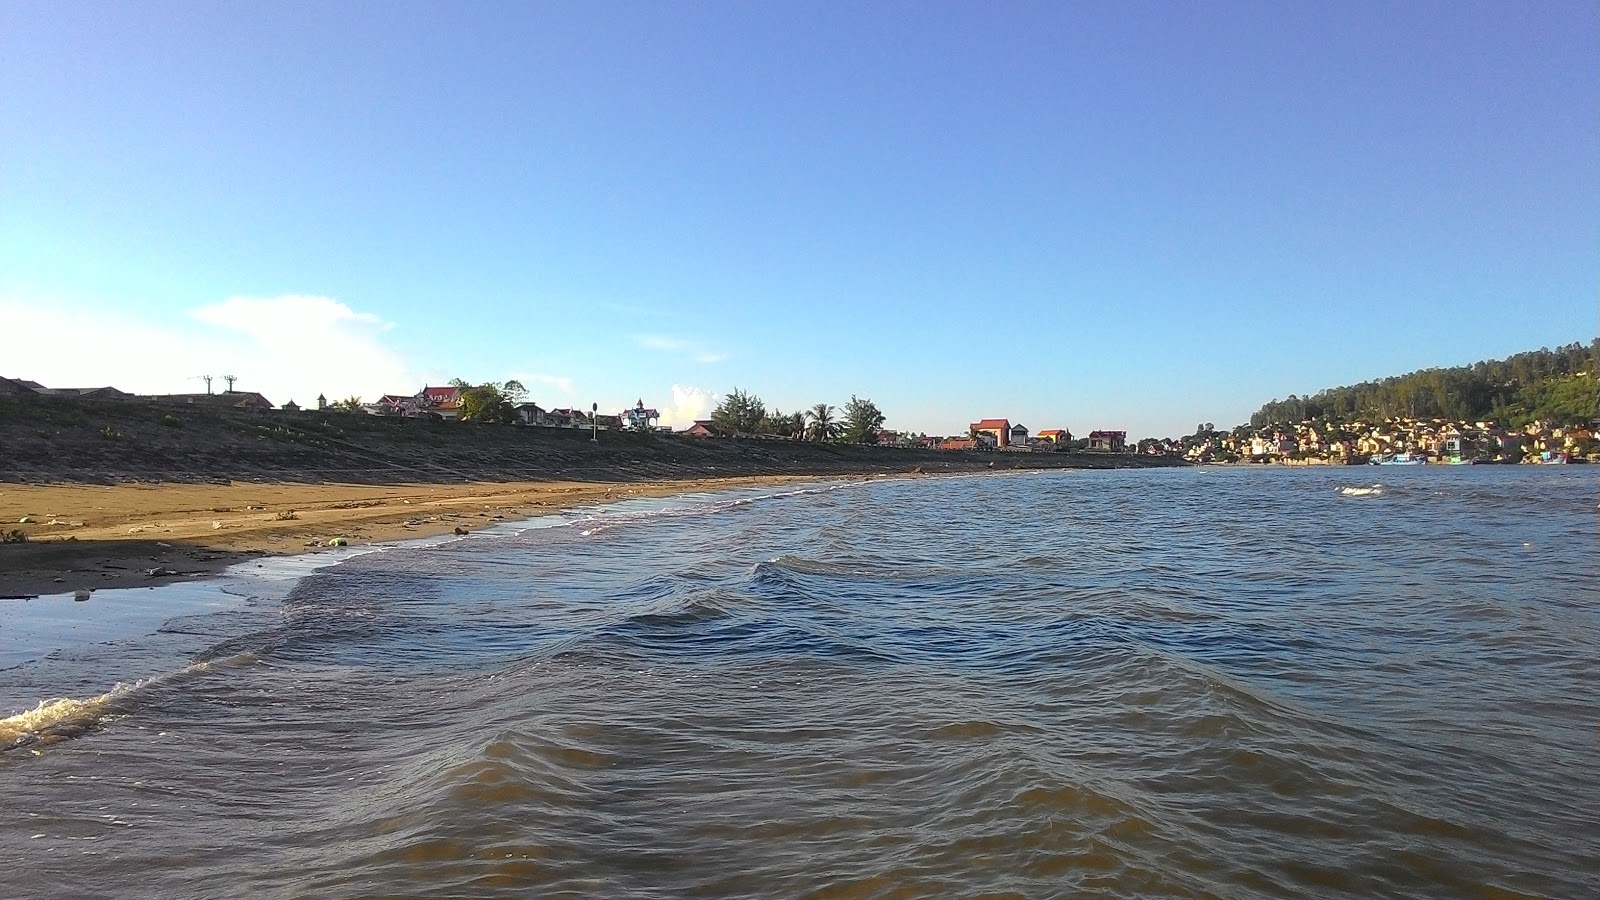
left=201, top=375, right=213, bottom=395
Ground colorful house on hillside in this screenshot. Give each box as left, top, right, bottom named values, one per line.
left=1009, top=423, right=1030, bottom=446
left=417, top=385, right=462, bottom=420
left=1035, top=428, right=1072, bottom=445
left=970, top=418, right=1011, bottom=448
left=1087, top=430, right=1127, bottom=452
left=621, top=399, right=660, bottom=430
left=683, top=420, right=723, bottom=438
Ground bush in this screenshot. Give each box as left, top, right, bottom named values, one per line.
left=100, top=425, right=125, bottom=441
left=275, top=510, right=299, bottom=521
left=1, top=529, right=26, bottom=544
left=160, top=414, right=182, bottom=428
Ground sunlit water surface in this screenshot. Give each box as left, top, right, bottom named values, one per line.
left=3, top=466, right=1597, bottom=898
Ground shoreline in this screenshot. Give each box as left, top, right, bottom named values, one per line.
left=0, top=474, right=842, bottom=597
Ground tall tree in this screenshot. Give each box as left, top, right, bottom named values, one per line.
left=841, top=395, right=885, bottom=444
left=806, top=403, right=839, bottom=442
left=711, top=388, right=766, bottom=435
left=452, top=378, right=525, bottom=424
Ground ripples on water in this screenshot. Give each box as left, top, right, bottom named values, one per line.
left=3, top=467, right=1597, bottom=897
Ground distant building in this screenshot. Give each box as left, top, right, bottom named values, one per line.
left=281, top=399, right=301, bottom=412
left=544, top=407, right=583, bottom=428
left=1035, top=428, right=1072, bottom=445
left=620, top=399, right=660, bottom=430
left=1009, top=423, right=1030, bottom=446
left=0, top=378, right=132, bottom=400
left=682, top=420, right=723, bottom=438
left=940, top=437, right=978, bottom=451
left=1087, top=430, right=1127, bottom=452
left=144, top=391, right=274, bottom=410
left=970, top=418, right=1011, bottom=448
left=513, top=402, right=546, bottom=426
left=416, top=386, right=462, bottom=420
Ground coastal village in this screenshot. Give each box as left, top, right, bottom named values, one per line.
left=3, top=376, right=1591, bottom=464
left=0, top=377, right=1131, bottom=456
left=1151, top=417, right=1595, bottom=465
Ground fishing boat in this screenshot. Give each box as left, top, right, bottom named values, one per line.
left=1371, top=451, right=1426, bottom=466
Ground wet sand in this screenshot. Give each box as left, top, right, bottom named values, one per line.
left=0, top=475, right=832, bottom=597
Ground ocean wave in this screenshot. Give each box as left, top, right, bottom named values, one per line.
left=1336, top=484, right=1386, bottom=497
left=0, top=653, right=259, bottom=753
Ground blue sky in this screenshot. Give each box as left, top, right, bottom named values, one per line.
left=3, top=1, right=1595, bottom=437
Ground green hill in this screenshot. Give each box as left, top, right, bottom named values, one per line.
left=1251, top=340, right=1598, bottom=427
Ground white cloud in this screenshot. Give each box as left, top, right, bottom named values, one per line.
left=0, top=293, right=421, bottom=407
left=656, top=384, right=717, bottom=429
left=631, top=333, right=727, bottom=364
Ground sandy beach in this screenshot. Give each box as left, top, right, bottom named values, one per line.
left=0, top=475, right=829, bottom=597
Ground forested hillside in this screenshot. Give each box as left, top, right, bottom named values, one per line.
left=1250, top=340, right=1598, bottom=427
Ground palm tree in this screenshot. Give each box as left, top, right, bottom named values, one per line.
left=806, top=403, right=839, bottom=442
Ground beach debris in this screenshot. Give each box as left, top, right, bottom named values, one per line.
left=453, top=526, right=470, bottom=536
left=144, top=567, right=177, bottom=578
left=73, top=589, right=92, bottom=602
left=156, top=542, right=172, bottom=548
left=325, top=537, right=348, bottom=547
left=19, top=516, right=35, bottom=524
left=1, top=529, right=26, bottom=544
left=274, top=510, right=299, bottom=521
left=213, top=521, right=223, bottom=529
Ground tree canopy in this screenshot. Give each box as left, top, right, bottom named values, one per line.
left=759, top=408, right=805, bottom=439
left=711, top=388, right=766, bottom=435
left=805, top=403, right=839, bottom=442
left=1250, top=340, right=1598, bottom=427
left=452, top=379, right=526, bottom=424
left=840, top=395, right=885, bottom=444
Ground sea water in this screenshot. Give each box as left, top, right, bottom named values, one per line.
left=2, top=466, right=1597, bottom=897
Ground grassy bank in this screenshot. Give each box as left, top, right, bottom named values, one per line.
left=0, top=394, right=1184, bottom=485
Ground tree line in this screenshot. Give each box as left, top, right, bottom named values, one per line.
left=710, top=388, right=887, bottom=443
left=1250, top=340, right=1599, bottom=427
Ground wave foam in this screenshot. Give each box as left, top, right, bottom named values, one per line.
left=1336, top=485, right=1385, bottom=497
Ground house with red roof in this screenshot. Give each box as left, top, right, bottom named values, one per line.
left=1035, top=428, right=1072, bottom=446
left=1088, top=430, right=1127, bottom=452
left=416, top=386, right=462, bottom=420
left=970, top=418, right=1011, bottom=448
